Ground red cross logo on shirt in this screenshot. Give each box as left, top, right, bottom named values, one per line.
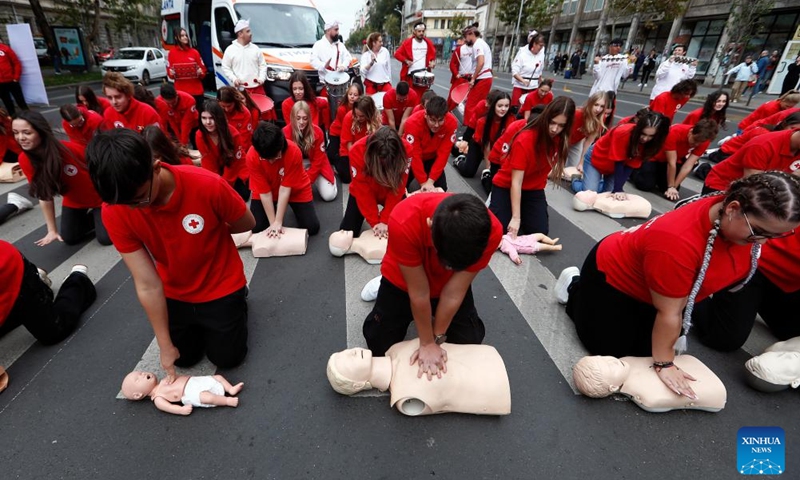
left=182, top=214, right=205, bottom=234
left=791, top=160, right=800, bottom=172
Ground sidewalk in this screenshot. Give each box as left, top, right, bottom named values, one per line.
left=489, top=67, right=771, bottom=113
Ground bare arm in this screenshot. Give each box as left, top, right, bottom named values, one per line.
left=35, top=199, right=63, bottom=246
left=120, top=249, right=180, bottom=382
left=399, top=264, right=447, bottom=380
left=229, top=209, right=255, bottom=234
left=674, top=153, right=701, bottom=188
left=432, top=270, right=478, bottom=336
left=267, top=185, right=292, bottom=238
left=650, top=290, right=697, bottom=399
left=508, top=169, right=524, bottom=237
left=398, top=107, right=413, bottom=133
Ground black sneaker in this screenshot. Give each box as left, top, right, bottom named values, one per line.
left=481, top=169, right=492, bottom=194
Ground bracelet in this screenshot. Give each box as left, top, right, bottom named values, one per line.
left=652, top=361, right=679, bottom=373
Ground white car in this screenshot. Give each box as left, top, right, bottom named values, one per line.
left=101, top=47, right=168, bottom=85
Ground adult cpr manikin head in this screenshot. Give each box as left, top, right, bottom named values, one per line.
left=573, top=356, right=630, bottom=397
left=745, top=336, right=800, bottom=392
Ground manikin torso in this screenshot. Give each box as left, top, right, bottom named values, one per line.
left=150, top=376, right=190, bottom=403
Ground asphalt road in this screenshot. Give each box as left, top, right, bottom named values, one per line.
left=0, top=64, right=796, bottom=480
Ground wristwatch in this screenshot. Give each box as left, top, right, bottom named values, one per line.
left=434, top=334, right=447, bottom=345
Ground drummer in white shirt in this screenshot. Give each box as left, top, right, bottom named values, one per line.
left=462, top=23, right=493, bottom=133
left=361, top=33, right=392, bottom=95
left=394, top=21, right=436, bottom=101
left=510, top=31, right=546, bottom=112
left=221, top=19, right=267, bottom=94
left=311, top=20, right=353, bottom=96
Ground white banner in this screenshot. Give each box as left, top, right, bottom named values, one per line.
left=767, top=41, right=800, bottom=95
left=4, top=24, right=49, bottom=105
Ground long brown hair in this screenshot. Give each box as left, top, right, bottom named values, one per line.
left=510, top=96, right=575, bottom=184
left=200, top=99, right=237, bottom=171
left=142, top=125, right=190, bottom=166
left=218, top=86, right=258, bottom=113
left=15, top=110, right=82, bottom=200
left=352, top=96, right=382, bottom=135
left=290, top=101, right=316, bottom=155
left=363, top=127, right=407, bottom=194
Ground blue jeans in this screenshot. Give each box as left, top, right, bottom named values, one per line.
left=571, top=144, right=612, bottom=193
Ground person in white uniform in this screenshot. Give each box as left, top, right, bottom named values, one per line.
left=649, top=44, right=697, bottom=101
left=361, top=32, right=392, bottom=95
left=310, top=21, right=353, bottom=92
left=589, top=38, right=631, bottom=96
left=221, top=19, right=267, bottom=94
left=510, top=31, right=547, bottom=110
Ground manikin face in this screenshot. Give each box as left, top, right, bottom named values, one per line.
left=201, top=111, right=216, bottom=133
left=592, top=99, right=606, bottom=116
left=219, top=100, right=235, bottom=114
left=332, top=348, right=374, bottom=384
left=714, top=95, right=728, bottom=111
left=104, top=87, right=131, bottom=113
left=11, top=119, right=42, bottom=151
left=291, top=81, right=304, bottom=101
left=121, top=371, right=158, bottom=400
left=425, top=114, right=445, bottom=133
left=414, top=26, right=426, bottom=41
left=638, top=126, right=657, bottom=144
left=548, top=113, right=568, bottom=137
left=673, top=46, right=686, bottom=57
left=599, top=357, right=630, bottom=391
left=494, top=99, right=510, bottom=118
left=294, top=110, right=309, bottom=131
left=347, top=88, right=360, bottom=105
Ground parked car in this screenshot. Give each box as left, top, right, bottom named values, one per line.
left=100, top=47, right=168, bottom=85
left=95, top=47, right=115, bottom=65
left=33, top=37, right=47, bottom=60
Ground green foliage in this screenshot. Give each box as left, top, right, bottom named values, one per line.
left=449, top=13, right=468, bottom=38
left=727, top=0, right=776, bottom=58
left=385, top=15, right=401, bottom=43
left=495, top=0, right=560, bottom=31
left=369, top=0, right=405, bottom=33
left=346, top=28, right=369, bottom=51
left=607, top=0, right=689, bottom=23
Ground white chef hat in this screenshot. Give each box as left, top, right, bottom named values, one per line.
left=324, top=20, right=341, bottom=31
left=234, top=19, right=250, bottom=34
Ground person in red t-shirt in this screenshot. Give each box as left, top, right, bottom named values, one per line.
left=12, top=111, right=110, bottom=246
left=76, top=85, right=111, bottom=116
left=142, top=126, right=196, bottom=166
left=559, top=172, right=800, bottom=399
left=283, top=100, right=337, bottom=201
left=339, top=95, right=382, bottom=184
left=0, top=240, right=96, bottom=346
left=363, top=192, right=504, bottom=376
left=196, top=100, right=249, bottom=201
left=382, top=81, right=419, bottom=132
left=572, top=111, right=670, bottom=197
left=394, top=21, right=436, bottom=102
left=709, top=111, right=800, bottom=165
left=327, top=83, right=362, bottom=171
left=489, top=97, right=575, bottom=236
left=59, top=104, right=104, bottom=146
left=155, top=83, right=199, bottom=146
left=485, top=117, right=528, bottom=191
left=247, top=122, right=320, bottom=236
left=102, top=73, right=160, bottom=132
left=339, top=127, right=412, bottom=236
left=87, top=129, right=255, bottom=376
left=703, top=129, right=800, bottom=194
left=518, top=79, right=554, bottom=120
left=566, top=92, right=608, bottom=173
left=0, top=41, right=27, bottom=115
left=681, top=90, right=728, bottom=129
left=632, top=120, right=718, bottom=199
left=738, top=91, right=800, bottom=132
left=166, top=27, right=207, bottom=113
left=648, top=79, right=697, bottom=123
left=281, top=71, right=329, bottom=130
left=217, top=86, right=260, bottom=153
left=402, top=96, right=457, bottom=192
left=453, top=90, right=512, bottom=181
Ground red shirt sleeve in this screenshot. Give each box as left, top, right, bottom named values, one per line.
left=179, top=94, right=198, bottom=145
left=348, top=138, right=381, bottom=226
left=281, top=99, right=293, bottom=124
left=340, top=112, right=355, bottom=156
left=280, top=143, right=308, bottom=190
left=402, top=114, right=427, bottom=184
left=102, top=205, right=144, bottom=254
left=427, top=115, right=457, bottom=182
left=246, top=147, right=271, bottom=196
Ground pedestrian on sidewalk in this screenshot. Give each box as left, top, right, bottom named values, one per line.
left=753, top=50, right=770, bottom=96
left=638, top=49, right=657, bottom=87
left=0, top=40, right=28, bottom=116
left=781, top=55, right=800, bottom=95
left=726, top=56, right=758, bottom=103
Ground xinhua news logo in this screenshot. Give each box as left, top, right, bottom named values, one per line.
left=737, top=427, right=785, bottom=475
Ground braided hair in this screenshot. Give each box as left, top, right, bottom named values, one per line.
left=674, top=171, right=800, bottom=353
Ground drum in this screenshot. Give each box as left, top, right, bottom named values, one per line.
left=412, top=71, right=435, bottom=88
left=249, top=92, right=275, bottom=121
left=449, top=82, right=470, bottom=105
left=371, top=92, right=386, bottom=111
left=326, top=71, right=351, bottom=98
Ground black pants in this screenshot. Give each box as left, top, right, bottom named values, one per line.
left=481, top=162, right=501, bottom=194
left=708, top=149, right=730, bottom=164
left=454, top=138, right=483, bottom=178
left=0, top=204, right=20, bottom=225
left=407, top=159, right=447, bottom=192
left=692, top=270, right=800, bottom=352
left=631, top=161, right=669, bottom=193
left=339, top=194, right=380, bottom=232
left=362, top=278, right=486, bottom=356
left=640, top=67, right=654, bottom=85
left=166, top=286, right=248, bottom=369
left=233, top=178, right=251, bottom=203
left=0, top=81, right=28, bottom=116
left=250, top=196, right=320, bottom=235
left=327, top=135, right=340, bottom=167
left=337, top=154, right=352, bottom=184
left=566, top=241, right=660, bottom=357
left=61, top=206, right=112, bottom=246
left=0, top=255, right=96, bottom=345
left=489, top=186, right=549, bottom=235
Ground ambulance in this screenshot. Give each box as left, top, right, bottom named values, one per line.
left=160, top=0, right=359, bottom=121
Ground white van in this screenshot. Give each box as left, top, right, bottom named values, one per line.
left=161, top=0, right=358, bottom=121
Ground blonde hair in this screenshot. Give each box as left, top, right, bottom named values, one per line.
left=581, top=92, right=607, bottom=138
left=290, top=101, right=316, bottom=154
left=352, top=96, right=382, bottom=135
left=778, top=90, right=800, bottom=108
left=102, top=72, right=134, bottom=97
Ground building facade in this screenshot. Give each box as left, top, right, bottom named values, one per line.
left=398, top=0, right=476, bottom=58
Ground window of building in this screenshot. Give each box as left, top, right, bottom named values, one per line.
left=569, top=0, right=578, bottom=15
left=594, top=0, right=604, bottom=10
left=562, top=1, right=569, bottom=15
left=641, top=22, right=672, bottom=57
left=584, top=0, right=595, bottom=13
left=434, top=19, right=439, bottom=29
left=687, top=19, right=727, bottom=75
left=746, top=11, right=800, bottom=59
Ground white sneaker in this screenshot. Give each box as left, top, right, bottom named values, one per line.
left=361, top=275, right=382, bottom=302
left=37, top=268, right=52, bottom=288
left=7, top=192, right=33, bottom=212
left=644, top=84, right=648, bottom=87
left=555, top=266, right=580, bottom=305
left=70, top=264, right=89, bottom=276
left=637, top=83, right=642, bottom=87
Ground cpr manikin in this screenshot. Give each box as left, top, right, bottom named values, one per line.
left=232, top=228, right=308, bottom=257
left=572, top=190, right=652, bottom=219
left=0, top=162, right=24, bottom=183
left=745, top=336, right=800, bottom=392
left=326, top=339, right=511, bottom=416
left=328, top=230, right=387, bottom=265
left=573, top=355, right=727, bottom=412
left=500, top=233, right=562, bottom=265
left=121, top=371, right=243, bottom=415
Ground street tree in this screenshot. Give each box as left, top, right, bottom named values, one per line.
left=26, top=0, right=58, bottom=54
left=594, top=0, right=689, bottom=55
left=495, top=0, right=560, bottom=68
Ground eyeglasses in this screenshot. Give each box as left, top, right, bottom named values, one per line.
left=742, top=211, right=795, bottom=241
left=120, top=171, right=154, bottom=206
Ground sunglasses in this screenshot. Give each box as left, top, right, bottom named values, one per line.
left=743, top=211, right=795, bottom=241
